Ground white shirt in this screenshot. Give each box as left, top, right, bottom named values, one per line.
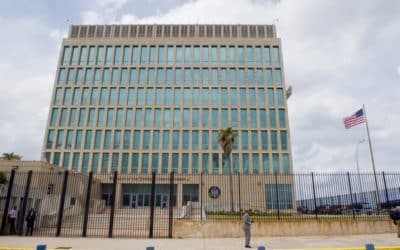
left=8, top=209, right=16, bottom=219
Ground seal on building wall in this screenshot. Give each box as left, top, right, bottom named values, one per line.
left=208, top=186, right=221, bottom=199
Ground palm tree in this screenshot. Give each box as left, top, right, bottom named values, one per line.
left=1, top=152, right=22, bottom=160
left=218, top=127, right=238, bottom=212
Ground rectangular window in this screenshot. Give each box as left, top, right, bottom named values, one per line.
left=182, top=153, right=189, bottom=174
left=144, top=108, right=152, bottom=127
left=122, top=46, right=130, bottom=65
left=202, top=109, right=209, bottom=128
left=82, top=153, right=89, bottom=173
left=127, top=88, right=134, bottom=105
left=184, top=46, right=191, bottom=65
left=251, top=130, right=258, bottom=150
left=271, top=131, right=278, bottom=150
left=183, top=109, right=190, bottom=127
left=202, top=131, right=209, bottom=150
left=250, top=109, right=257, bottom=128
left=269, top=109, right=276, bottom=128
left=131, top=46, right=138, bottom=64
left=176, top=46, right=182, bottom=64
left=182, top=131, right=189, bottom=150
left=147, top=68, right=154, bottom=84
left=70, top=46, right=78, bottom=65
left=116, top=109, right=123, bottom=128
left=202, top=68, right=209, bottom=85
left=104, top=130, right=111, bottom=149
left=231, top=109, right=238, bottom=129
left=280, top=131, right=287, bottom=150
left=94, top=68, right=101, bottom=84
left=238, top=46, right=244, bottom=65
left=162, top=153, right=169, bottom=173
left=121, top=153, right=129, bottom=174
left=103, top=68, right=110, bottom=84
left=90, top=88, right=98, bottom=105
left=242, top=153, right=249, bottom=174
left=141, top=153, right=149, bottom=174
left=61, top=47, right=70, bottom=65
left=266, top=69, right=273, bottom=85
left=212, top=130, right=218, bottom=150
left=256, top=69, right=263, bottom=85
left=163, top=108, right=171, bottom=128
left=272, top=153, right=279, bottom=174
left=135, top=108, right=142, bottom=127
left=76, top=68, right=84, bottom=85
left=154, top=108, right=161, bottom=128
left=212, top=153, right=219, bottom=174
left=146, top=88, right=154, bottom=105
left=87, top=108, right=95, bottom=126
left=84, top=130, right=92, bottom=149
left=252, top=154, right=259, bottom=174
left=69, top=109, right=77, bottom=126
left=131, top=153, right=139, bottom=174
left=79, top=47, right=87, bottom=65
left=113, top=46, right=121, bottom=65
left=92, top=153, right=99, bottom=173
left=192, top=153, right=199, bottom=174
left=65, top=130, right=74, bottom=149
left=111, top=68, right=119, bottom=85
left=167, top=46, right=174, bottom=65
left=56, top=130, right=64, bottom=149
left=259, top=109, right=267, bottom=128
left=63, top=152, right=70, bottom=168
left=229, top=46, right=235, bottom=65
left=282, top=154, right=289, bottom=174
left=277, top=89, right=284, bottom=106
left=151, top=153, right=159, bottom=173
left=192, top=109, right=199, bottom=128
left=158, top=46, right=165, bottom=64
left=97, top=46, right=104, bottom=64
left=273, top=47, right=280, bottom=65
left=143, top=130, right=150, bottom=149
left=258, top=88, right=265, bottom=106
left=101, top=153, right=109, bottom=173
left=133, top=130, right=141, bottom=149
left=67, top=69, right=75, bottom=84
left=255, top=47, right=262, bottom=65
left=84, top=68, right=92, bottom=84
left=163, top=131, right=170, bottom=150
left=172, top=130, right=180, bottom=150
left=268, top=89, right=275, bottom=106
left=238, top=69, right=245, bottom=85
left=262, top=153, right=269, bottom=174
left=113, top=130, right=121, bottom=149
left=278, top=109, right=286, bottom=128
left=46, top=130, right=54, bottom=149
left=97, top=108, right=105, bottom=126
left=75, top=130, right=83, bottom=149
left=240, top=109, right=247, bottom=128
left=123, top=130, right=131, bottom=149
left=194, top=46, right=200, bottom=65
left=241, top=131, right=248, bottom=150
left=105, top=46, right=112, bottom=65
left=229, top=68, right=235, bottom=85
left=211, top=46, right=217, bottom=65
left=140, top=46, right=147, bottom=64
left=59, top=108, right=67, bottom=126
left=130, top=68, right=137, bottom=85
left=58, top=69, right=66, bottom=84
left=106, top=109, right=114, bottom=127
left=125, top=109, right=133, bottom=128
left=202, top=154, right=209, bottom=174
left=202, top=46, right=208, bottom=64
left=172, top=153, right=179, bottom=173
left=152, top=130, right=160, bottom=150
left=264, top=47, right=271, bottom=66
left=211, top=109, right=218, bottom=128
left=78, top=109, right=86, bottom=127
left=246, top=46, right=253, bottom=65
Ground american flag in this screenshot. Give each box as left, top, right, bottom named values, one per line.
left=343, top=108, right=365, bottom=129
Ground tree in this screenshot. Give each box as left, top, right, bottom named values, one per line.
left=0, top=172, right=7, bottom=184
left=218, top=127, right=238, bottom=212
left=1, top=152, right=22, bottom=160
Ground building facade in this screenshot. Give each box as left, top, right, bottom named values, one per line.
left=43, top=24, right=292, bottom=176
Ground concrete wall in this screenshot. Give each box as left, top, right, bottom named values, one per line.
left=173, top=220, right=397, bottom=238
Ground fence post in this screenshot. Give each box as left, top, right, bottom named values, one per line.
left=82, top=171, right=93, bottom=237
left=0, top=169, right=16, bottom=235
left=108, top=171, right=117, bottom=238
left=200, top=172, right=203, bottom=221
left=17, top=170, right=33, bottom=236
left=382, top=172, right=389, bottom=203
left=168, top=172, right=175, bottom=238
left=56, top=170, right=69, bottom=237
left=274, top=173, right=280, bottom=220
left=149, top=172, right=156, bottom=238
left=311, top=172, right=318, bottom=219
left=238, top=173, right=242, bottom=213
left=347, top=172, right=356, bottom=219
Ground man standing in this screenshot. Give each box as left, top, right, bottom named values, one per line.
left=242, top=210, right=253, bottom=248
left=25, top=208, right=36, bottom=236
left=8, top=206, right=17, bottom=234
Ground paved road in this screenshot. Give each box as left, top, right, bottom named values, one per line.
left=0, top=234, right=399, bottom=250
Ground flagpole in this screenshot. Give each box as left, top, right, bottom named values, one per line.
left=362, top=104, right=381, bottom=210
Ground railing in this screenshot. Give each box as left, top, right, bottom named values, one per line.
left=0, top=170, right=398, bottom=238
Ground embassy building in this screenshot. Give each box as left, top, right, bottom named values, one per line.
left=42, top=24, right=294, bottom=212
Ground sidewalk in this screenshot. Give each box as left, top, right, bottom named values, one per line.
left=0, top=234, right=399, bottom=250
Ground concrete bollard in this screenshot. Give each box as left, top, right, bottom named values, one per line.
left=36, top=244, right=46, bottom=250
left=258, top=246, right=266, bottom=250
left=365, top=244, right=374, bottom=250
left=145, top=247, right=155, bottom=250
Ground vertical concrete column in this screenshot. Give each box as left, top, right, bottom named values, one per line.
left=177, top=184, right=183, bottom=211
left=114, top=182, right=122, bottom=209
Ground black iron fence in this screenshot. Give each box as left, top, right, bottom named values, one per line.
left=0, top=170, right=399, bottom=238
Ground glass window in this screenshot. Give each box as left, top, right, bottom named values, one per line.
left=255, top=47, right=262, bottom=65
left=137, top=88, right=144, bottom=105
left=172, top=130, right=180, bottom=149
left=202, top=68, right=209, bottom=84
left=123, top=130, right=131, bottom=149
left=192, top=153, right=199, bottom=174
left=46, top=130, right=54, bottom=149
left=82, top=153, right=89, bottom=173
left=67, top=68, right=75, bottom=84
left=212, top=130, right=218, bottom=150
left=127, top=88, right=134, bottom=105
left=274, top=69, right=282, bottom=85
left=116, top=108, right=123, bottom=128
left=174, top=88, right=181, bottom=106
left=154, top=108, right=161, bottom=127
left=54, top=88, right=62, bottom=105
left=111, top=68, right=119, bottom=85
left=131, top=46, right=139, bottom=64
left=162, top=131, right=170, bottom=150
left=173, top=109, right=181, bottom=128
left=231, top=109, right=238, bottom=129
left=202, top=154, right=209, bottom=174
left=192, top=108, right=199, bottom=128
left=258, top=88, right=265, bottom=106
left=130, top=68, right=137, bottom=85
left=221, top=109, right=228, bottom=128
left=282, top=154, right=289, bottom=174
left=91, top=153, right=99, bottom=173
left=229, top=46, right=235, bottom=65
left=230, top=88, right=237, bottom=106
left=65, top=130, right=74, bottom=149
left=193, top=88, right=200, bottom=106
left=143, top=130, right=150, bottom=150
left=220, top=46, right=226, bottom=64
left=248, top=88, right=256, bottom=106
left=122, top=46, right=130, bottom=65
left=212, top=153, right=219, bottom=174
left=184, top=68, right=191, bottom=84
left=241, top=131, right=248, bottom=150
left=59, top=108, right=67, bottom=126
left=167, top=46, right=174, bottom=65
left=272, top=153, right=279, bottom=173
left=79, top=46, right=87, bottom=65
left=252, top=154, right=259, bottom=174
left=202, top=131, right=209, bottom=150
left=264, top=47, right=271, bottom=66
left=135, top=108, right=142, bottom=127
left=163, top=108, right=171, bottom=128
left=202, top=88, right=209, bottom=106
left=151, top=153, right=159, bottom=173
left=50, top=108, right=58, bottom=126
left=238, top=47, right=244, bottom=65
left=149, top=46, right=156, bottom=65
left=255, top=69, right=263, bottom=85
left=84, top=68, right=92, bottom=84
left=192, top=130, right=199, bottom=150
left=140, top=46, right=147, bottom=64
left=78, top=109, right=86, bottom=127
left=202, top=46, right=208, bottom=64
left=251, top=130, right=258, bottom=150
left=240, top=109, right=247, bottom=128
left=105, top=46, right=112, bottom=65
left=183, top=109, right=190, bottom=127
left=273, top=47, right=280, bottom=65
left=211, top=69, right=217, bottom=84
left=61, top=46, right=70, bottom=65
left=166, top=68, right=172, bottom=84
left=229, top=68, right=235, bottom=85
left=280, top=131, right=287, bottom=150
left=183, top=88, right=191, bottom=105
left=58, top=68, right=66, bottom=84
left=211, top=109, right=218, bottom=128
left=182, top=130, right=189, bottom=149
left=70, top=46, right=79, bottom=65
left=94, top=68, right=101, bottom=84
left=250, top=109, right=257, bottom=128
left=259, top=109, right=267, bottom=128
left=194, top=46, right=200, bottom=65
left=133, top=130, right=141, bottom=149
left=117, top=88, right=125, bottom=105
left=106, top=109, right=114, bottom=127
left=175, top=68, right=182, bottom=85
left=184, top=46, right=191, bottom=65
left=138, top=68, right=146, bottom=84
left=211, top=46, right=217, bottom=65
left=121, top=153, right=129, bottom=174
left=161, top=153, right=169, bottom=174
left=246, top=46, right=253, bottom=65
left=144, top=108, right=152, bottom=127
left=96, top=46, right=104, bottom=65
left=113, top=130, right=121, bottom=149
left=81, top=88, right=89, bottom=105
left=238, top=69, right=245, bottom=85
left=63, top=152, right=70, bottom=168
left=131, top=153, right=139, bottom=174
left=76, top=69, right=84, bottom=85
left=277, top=89, right=284, bottom=106
left=172, top=153, right=179, bottom=173
left=101, top=153, right=109, bottom=173
left=113, top=46, right=121, bottom=65
left=108, top=88, right=116, bottom=105
left=176, top=46, right=182, bottom=64
left=69, top=109, right=77, bottom=126
left=202, top=109, right=209, bottom=128
left=104, top=130, right=111, bottom=149
left=242, top=153, right=249, bottom=174
left=182, top=153, right=189, bottom=173
left=279, top=109, right=286, bottom=128
left=269, top=109, right=276, bottom=128
left=271, top=131, right=278, bottom=150
left=152, top=130, right=160, bottom=150
left=266, top=69, right=272, bottom=85
left=262, top=153, right=269, bottom=174
left=146, top=88, right=154, bottom=106
left=56, top=130, right=64, bottom=149
left=268, top=89, right=275, bottom=106
left=211, top=88, right=218, bottom=106
left=94, top=130, right=102, bottom=149
left=157, top=46, right=165, bottom=64
left=97, top=108, right=105, bottom=126
left=147, top=68, right=154, bottom=84
left=103, top=68, right=110, bottom=84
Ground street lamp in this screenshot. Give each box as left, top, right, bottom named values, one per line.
left=356, top=139, right=366, bottom=203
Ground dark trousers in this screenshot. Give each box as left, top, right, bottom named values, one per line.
left=9, top=218, right=16, bottom=234
left=244, top=228, right=251, bottom=246
left=26, top=223, right=34, bottom=236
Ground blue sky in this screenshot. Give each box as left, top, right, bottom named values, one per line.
left=0, top=0, right=399, bottom=173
